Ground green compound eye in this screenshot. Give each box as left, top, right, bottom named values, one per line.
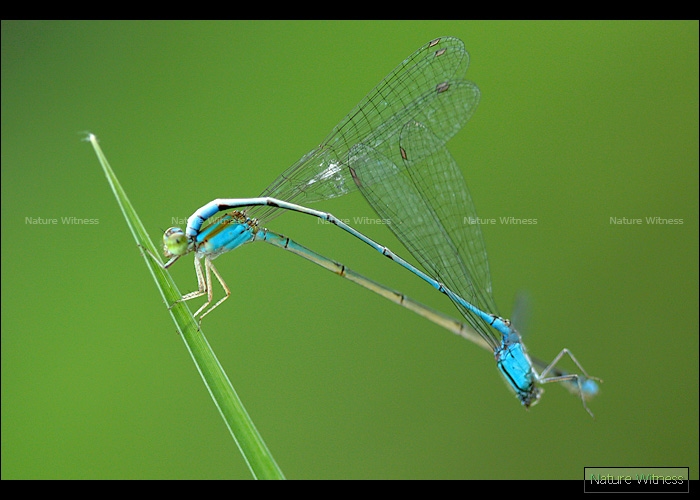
left=163, top=227, right=188, bottom=257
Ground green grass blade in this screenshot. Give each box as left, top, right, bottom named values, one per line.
left=85, top=133, right=285, bottom=480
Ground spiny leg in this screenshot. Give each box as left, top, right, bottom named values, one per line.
left=192, top=258, right=231, bottom=323
left=537, top=348, right=602, bottom=418
left=178, top=257, right=212, bottom=317
left=539, top=348, right=601, bottom=382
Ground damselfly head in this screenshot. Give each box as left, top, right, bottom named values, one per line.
left=522, top=386, right=543, bottom=409
left=163, top=227, right=189, bottom=259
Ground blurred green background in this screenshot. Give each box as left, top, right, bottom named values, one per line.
left=2, top=20, right=697, bottom=479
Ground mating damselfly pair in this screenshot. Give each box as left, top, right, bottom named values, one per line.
left=155, top=37, right=600, bottom=416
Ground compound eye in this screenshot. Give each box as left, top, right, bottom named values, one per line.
left=163, top=227, right=188, bottom=257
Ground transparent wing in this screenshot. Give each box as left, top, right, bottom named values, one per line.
left=251, top=36, right=474, bottom=222
left=349, top=119, right=499, bottom=349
